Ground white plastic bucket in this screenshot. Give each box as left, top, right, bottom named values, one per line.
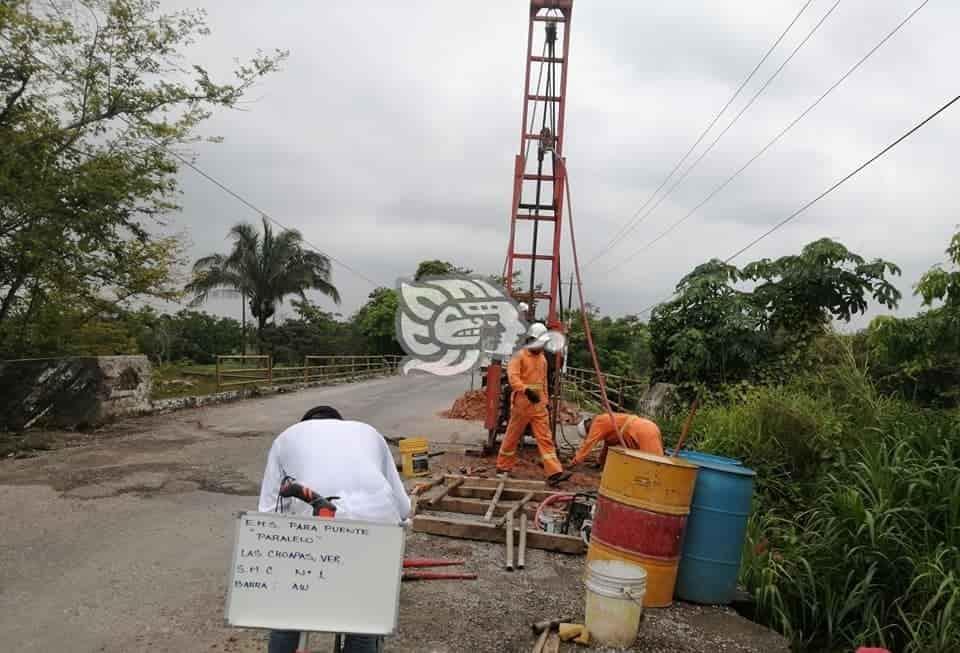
left=584, top=559, right=647, bottom=648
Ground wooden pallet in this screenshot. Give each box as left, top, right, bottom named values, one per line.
left=411, top=476, right=585, bottom=555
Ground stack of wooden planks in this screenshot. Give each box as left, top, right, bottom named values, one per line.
left=411, top=476, right=586, bottom=557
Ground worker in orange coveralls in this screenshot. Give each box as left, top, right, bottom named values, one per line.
left=570, top=412, right=664, bottom=467
left=496, top=323, right=572, bottom=485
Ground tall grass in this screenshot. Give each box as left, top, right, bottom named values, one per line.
left=668, top=342, right=960, bottom=652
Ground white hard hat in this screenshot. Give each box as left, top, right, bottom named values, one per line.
left=518, top=301, right=529, bottom=314
left=527, top=323, right=547, bottom=339
left=576, top=414, right=593, bottom=438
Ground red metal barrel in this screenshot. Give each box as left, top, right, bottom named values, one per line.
left=587, top=448, right=699, bottom=607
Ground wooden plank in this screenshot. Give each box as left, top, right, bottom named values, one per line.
left=484, top=481, right=506, bottom=522
left=430, top=497, right=537, bottom=519
left=531, top=629, right=549, bottom=653
left=451, top=486, right=555, bottom=502
left=505, top=513, right=515, bottom=571
left=518, top=513, right=528, bottom=569
left=425, top=478, right=463, bottom=507
left=411, top=475, right=445, bottom=496
left=412, top=515, right=586, bottom=555
left=543, top=632, right=560, bottom=653
left=495, top=491, right=536, bottom=528
left=444, top=475, right=546, bottom=490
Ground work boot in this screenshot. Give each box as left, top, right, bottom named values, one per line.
left=547, top=470, right=572, bottom=486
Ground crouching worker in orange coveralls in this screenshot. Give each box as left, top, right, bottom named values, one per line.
left=570, top=412, right=664, bottom=467
left=496, top=324, right=572, bottom=486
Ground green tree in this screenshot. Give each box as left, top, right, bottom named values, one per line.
left=186, top=218, right=341, bottom=348
left=260, top=300, right=361, bottom=364
left=916, top=229, right=960, bottom=309
left=413, top=260, right=472, bottom=280
left=650, top=240, right=900, bottom=388
left=566, top=308, right=652, bottom=379
left=353, top=287, right=402, bottom=355
left=650, top=260, right=765, bottom=386
left=866, top=229, right=960, bottom=406
left=0, top=0, right=285, bottom=356
left=743, top=238, right=901, bottom=332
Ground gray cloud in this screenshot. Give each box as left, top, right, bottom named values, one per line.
left=163, top=0, right=959, bottom=331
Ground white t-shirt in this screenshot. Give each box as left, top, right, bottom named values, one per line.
left=257, top=419, right=411, bottom=524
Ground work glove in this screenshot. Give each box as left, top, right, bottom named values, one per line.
left=524, top=387, right=541, bottom=404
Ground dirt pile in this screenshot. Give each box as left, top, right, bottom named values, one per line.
left=441, top=390, right=487, bottom=420
left=442, top=389, right=583, bottom=424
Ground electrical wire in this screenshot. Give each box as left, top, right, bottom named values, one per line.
left=590, top=0, right=842, bottom=267
left=0, top=32, right=385, bottom=290
left=632, top=92, right=960, bottom=317
left=584, top=0, right=817, bottom=267
left=154, top=141, right=383, bottom=288
left=598, top=0, right=930, bottom=278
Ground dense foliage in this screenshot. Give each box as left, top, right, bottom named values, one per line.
left=565, top=307, right=652, bottom=378
left=664, top=348, right=960, bottom=653
left=655, top=231, right=960, bottom=652
left=0, top=0, right=284, bottom=358
left=650, top=239, right=901, bottom=390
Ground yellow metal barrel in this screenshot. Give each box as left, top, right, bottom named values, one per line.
left=598, top=448, right=698, bottom=514
left=589, top=448, right=699, bottom=607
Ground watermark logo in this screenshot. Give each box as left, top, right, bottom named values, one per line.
left=395, top=276, right=527, bottom=376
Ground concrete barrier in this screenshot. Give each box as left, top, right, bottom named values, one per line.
left=0, top=356, right=152, bottom=430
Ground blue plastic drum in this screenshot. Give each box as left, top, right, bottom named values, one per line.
left=674, top=456, right=756, bottom=604
left=666, top=448, right=743, bottom=466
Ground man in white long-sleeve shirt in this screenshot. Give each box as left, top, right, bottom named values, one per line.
left=257, top=405, right=410, bottom=653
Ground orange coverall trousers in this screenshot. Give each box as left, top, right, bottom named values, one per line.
left=496, top=350, right=563, bottom=478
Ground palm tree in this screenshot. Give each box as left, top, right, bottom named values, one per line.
left=186, top=217, right=341, bottom=351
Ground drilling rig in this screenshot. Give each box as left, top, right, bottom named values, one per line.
left=484, top=0, right=574, bottom=453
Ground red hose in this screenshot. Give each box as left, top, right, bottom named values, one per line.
left=560, top=159, right=626, bottom=448
left=535, top=492, right=574, bottom=530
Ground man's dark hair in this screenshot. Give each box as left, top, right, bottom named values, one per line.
left=300, top=405, right=343, bottom=422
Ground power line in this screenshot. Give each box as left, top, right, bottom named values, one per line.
left=585, top=0, right=817, bottom=267
left=0, top=32, right=384, bottom=290
left=589, top=0, right=843, bottom=267
left=597, top=0, right=930, bottom=278
left=633, top=92, right=960, bottom=317
left=158, top=143, right=383, bottom=288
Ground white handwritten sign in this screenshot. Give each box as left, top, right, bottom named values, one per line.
left=225, top=511, right=405, bottom=634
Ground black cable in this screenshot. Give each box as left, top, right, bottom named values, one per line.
left=276, top=474, right=295, bottom=514
left=634, top=93, right=960, bottom=316
left=591, top=0, right=842, bottom=266
left=150, top=142, right=383, bottom=289
left=0, top=32, right=385, bottom=291
left=600, top=0, right=930, bottom=278
left=584, top=0, right=817, bottom=267
left=724, top=94, right=960, bottom=263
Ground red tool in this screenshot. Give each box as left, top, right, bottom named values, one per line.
left=401, top=557, right=475, bottom=581
left=402, top=571, right=478, bottom=582
left=403, top=557, right=465, bottom=568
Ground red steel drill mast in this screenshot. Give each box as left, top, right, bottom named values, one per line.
left=504, top=0, right=573, bottom=330
left=486, top=0, right=574, bottom=452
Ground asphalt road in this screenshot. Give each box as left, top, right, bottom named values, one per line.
left=0, top=373, right=482, bottom=653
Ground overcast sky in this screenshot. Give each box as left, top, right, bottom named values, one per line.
left=163, top=0, right=959, bottom=328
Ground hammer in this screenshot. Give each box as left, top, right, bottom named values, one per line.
left=532, top=617, right=568, bottom=635
left=531, top=618, right=568, bottom=653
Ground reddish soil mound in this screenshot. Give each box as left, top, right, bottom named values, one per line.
left=442, top=389, right=582, bottom=424
left=441, top=390, right=487, bottom=420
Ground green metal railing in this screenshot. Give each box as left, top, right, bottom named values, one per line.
left=215, top=354, right=402, bottom=392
